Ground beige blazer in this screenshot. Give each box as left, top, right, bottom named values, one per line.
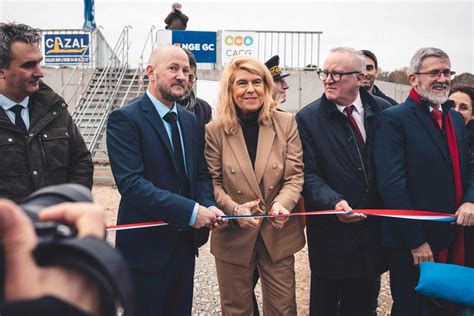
left=205, top=110, right=306, bottom=267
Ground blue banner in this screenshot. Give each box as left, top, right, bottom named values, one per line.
left=172, top=31, right=216, bottom=63
left=83, top=0, right=96, bottom=30
left=43, top=33, right=90, bottom=65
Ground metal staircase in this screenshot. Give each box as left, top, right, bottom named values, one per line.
left=64, top=26, right=156, bottom=182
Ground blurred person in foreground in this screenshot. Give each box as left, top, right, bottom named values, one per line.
left=374, top=47, right=474, bottom=315
left=205, top=56, right=305, bottom=315
left=0, top=199, right=104, bottom=315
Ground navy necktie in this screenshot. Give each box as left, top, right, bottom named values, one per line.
left=9, top=104, right=27, bottom=136
left=163, top=111, right=190, bottom=197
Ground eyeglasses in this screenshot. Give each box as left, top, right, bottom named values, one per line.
left=414, top=70, right=456, bottom=79
left=317, top=70, right=360, bottom=82
left=189, top=75, right=198, bottom=83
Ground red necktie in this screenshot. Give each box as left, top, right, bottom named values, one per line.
left=344, top=105, right=364, bottom=144
left=432, top=109, right=443, bottom=129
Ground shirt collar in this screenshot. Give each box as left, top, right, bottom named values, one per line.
left=0, top=94, right=29, bottom=111
left=146, top=90, right=177, bottom=119
left=335, top=92, right=363, bottom=114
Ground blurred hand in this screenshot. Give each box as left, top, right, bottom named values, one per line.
left=208, top=207, right=227, bottom=230
left=235, top=200, right=260, bottom=230
left=269, top=201, right=290, bottom=229
left=0, top=199, right=104, bottom=315
left=455, top=202, right=474, bottom=226
left=410, top=242, right=434, bottom=266
left=193, top=205, right=218, bottom=229
left=335, top=200, right=366, bottom=223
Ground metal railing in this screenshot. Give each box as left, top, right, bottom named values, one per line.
left=137, top=26, right=157, bottom=95
left=221, top=30, right=322, bottom=70
left=72, top=25, right=132, bottom=156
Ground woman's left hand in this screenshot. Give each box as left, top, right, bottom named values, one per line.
left=269, top=201, right=290, bottom=229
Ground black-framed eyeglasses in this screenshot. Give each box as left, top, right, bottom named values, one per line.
left=317, top=70, right=360, bottom=82
left=414, top=70, right=456, bottom=79
left=189, top=75, right=198, bottom=83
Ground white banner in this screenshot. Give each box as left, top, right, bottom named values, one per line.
left=220, top=31, right=258, bottom=65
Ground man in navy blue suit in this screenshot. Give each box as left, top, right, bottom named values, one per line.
left=106, top=45, right=225, bottom=316
left=374, top=47, right=474, bottom=315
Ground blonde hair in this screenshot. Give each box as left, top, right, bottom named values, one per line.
left=216, top=56, right=276, bottom=135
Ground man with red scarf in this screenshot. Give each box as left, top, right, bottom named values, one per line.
left=374, top=47, right=474, bottom=315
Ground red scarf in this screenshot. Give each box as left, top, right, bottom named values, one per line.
left=409, top=88, right=465, bottom=265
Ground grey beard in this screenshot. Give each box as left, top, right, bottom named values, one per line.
left=419, top=84, right=449, bottom=105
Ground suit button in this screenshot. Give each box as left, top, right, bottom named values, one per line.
left=32, top=170, right=38, bottom=175
left=357, top=167, right=363, bottom=172
left=43, top=134, right=48, bottom=138
left=231, top=169, right=236, bottom=174
left=29, top=133, right=33, bottom=137
left=272, top=163, right=277, bottom=169
left=7, top=138, right=12, bottom=143
left=269, top=186, right=274, bottom=190
left=237, top=190, right=242, bottom=194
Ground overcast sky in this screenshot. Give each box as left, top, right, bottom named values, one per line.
left=1, top=0, right=473, bottom=73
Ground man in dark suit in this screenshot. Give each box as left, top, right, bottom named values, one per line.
left=374, top=47, right=474, bottom=315
left=296, top=47, right=390, bottom=316
left=106, top=45, right=225, bottom=316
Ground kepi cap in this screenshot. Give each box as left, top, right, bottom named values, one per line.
left=264, top=55, right=290, bottom=81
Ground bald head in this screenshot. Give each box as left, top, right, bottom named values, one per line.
left=148, top=45, right=188, bottom=67
left=147, top=45, right=190, bottom=108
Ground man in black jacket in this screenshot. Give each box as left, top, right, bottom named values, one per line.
left=0, top=22, right=93, bottom=203
left=180, top=48, right=213, bottom=127
left=296, top=47, right=390, bottom=316
left=360, top=49, right=398, bottom=105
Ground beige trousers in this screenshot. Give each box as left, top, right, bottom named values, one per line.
left=215, top=236, right=297, bottom=316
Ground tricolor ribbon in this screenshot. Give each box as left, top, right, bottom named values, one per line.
left=106, top=209, right=456, bottom=231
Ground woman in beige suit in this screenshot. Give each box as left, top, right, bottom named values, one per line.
left=205, top=56, right=305, bottom=315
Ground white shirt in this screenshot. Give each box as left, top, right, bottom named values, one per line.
left=0, top=94, right=30, bottom=130
left=335, top=93, right=366, bottom=142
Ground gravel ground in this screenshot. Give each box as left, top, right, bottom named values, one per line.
left=93, top=185, right=393, bottom=315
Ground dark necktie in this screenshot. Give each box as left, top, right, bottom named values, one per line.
left=9, top=104, right=27, bottom=136
left=344, top=105, right=364, bottom=144
left=432, top=108, right=443, bottom=129
left=163, top=111, right=190, bottom=197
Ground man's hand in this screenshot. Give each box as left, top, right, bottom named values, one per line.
left=235, top=200, right=261, bottom=230
left=335, top=200, right=366, bottom=223
left=208, top=207, right=227, bottom=230
left=455, top=202, right=474, bottom=226
left=410, top=242, right=434, bottom=266
left=269, top=201, right=290, bottom=229
left=0, top=199, right=105, bottom=315
left=193, top=205, right=219, bottom=229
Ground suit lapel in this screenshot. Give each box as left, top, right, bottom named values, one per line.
left=410, top=101, right=449, bottom=161
left=141, top=95, right=179, bottom=173
left=254, top=122, right=275, bottom=186
left=227, top=127, right=263, bottom=200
